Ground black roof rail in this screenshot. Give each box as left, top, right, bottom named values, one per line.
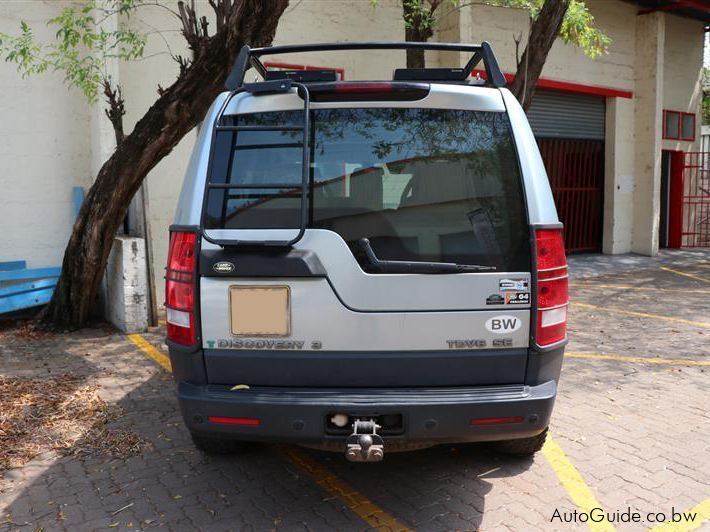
left=225, top=41, right=506, bottom=90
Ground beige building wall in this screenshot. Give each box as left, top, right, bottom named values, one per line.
left=661, top=13, right=705, bottom=153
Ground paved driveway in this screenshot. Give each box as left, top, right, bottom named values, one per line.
left=1, top=251, right=708, bottom=531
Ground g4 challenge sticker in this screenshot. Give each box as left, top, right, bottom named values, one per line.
left=505, top=292, right=530, bottom=305
left=499, top=278, right=529, bottom=292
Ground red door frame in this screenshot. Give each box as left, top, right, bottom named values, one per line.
left=666, top=150, right=685, bottom=248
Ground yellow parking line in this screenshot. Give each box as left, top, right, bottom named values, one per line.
left=569, top=283, right=710, bottom=294
left=128, top=334, right=172, bottom=371
left=128, top=333, right=408, bottom=531
left=566, top=352, right=710, bottom=367
left=280, top=447, right=411, bottom=531
left=572, top=302, right=710, bottom=328
left=543, top=436, right=616, bottom=532
left=647, top=498, right=710, bottom=532
left=660, top=267, right=710, bottom=284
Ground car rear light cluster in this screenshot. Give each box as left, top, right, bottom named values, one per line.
left=166, top=231, right=197, bottom=345
left=535, top=228, right=568, bottom=346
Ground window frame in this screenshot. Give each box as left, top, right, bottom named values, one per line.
left=662, top=109, right=696, bottom=141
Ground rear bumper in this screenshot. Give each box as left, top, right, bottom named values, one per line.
left=177, top=380, right=557, bottom=444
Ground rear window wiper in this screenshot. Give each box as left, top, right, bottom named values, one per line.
left=358, top=238, right=496, bottom=274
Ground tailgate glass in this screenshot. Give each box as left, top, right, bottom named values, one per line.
left=205, top=108, right=529, bottom=272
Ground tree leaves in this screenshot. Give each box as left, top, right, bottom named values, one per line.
left=0, top=0, right=147, bottom=103
left=371, top=0, right=611, bottom=60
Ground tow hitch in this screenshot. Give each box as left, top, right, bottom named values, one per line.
left=345, top=419, right=384, bottom=462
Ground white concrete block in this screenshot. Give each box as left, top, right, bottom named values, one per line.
left=104, top=236, right=149, bottom=333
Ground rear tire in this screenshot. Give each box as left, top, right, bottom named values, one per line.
left=190, top=433, right=254, bottom=455
left=494, top=428, right=548, bottom=456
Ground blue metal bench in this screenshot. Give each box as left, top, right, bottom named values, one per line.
left=0, top=186, right=83, bottom=315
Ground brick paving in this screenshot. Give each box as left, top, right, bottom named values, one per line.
left=1, top=251, right=708, bottom=531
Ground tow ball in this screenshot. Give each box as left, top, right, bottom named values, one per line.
left=345, top=419, right=384, bottom=462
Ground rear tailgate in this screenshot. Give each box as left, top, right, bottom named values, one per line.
left=199, top=232, right=531, bottom=387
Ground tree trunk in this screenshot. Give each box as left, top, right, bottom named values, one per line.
left=403, top=2, right=434, bottom=69
left=509, top=0, right=570, bottom=111
left=39, top=0, right=289, bottom=329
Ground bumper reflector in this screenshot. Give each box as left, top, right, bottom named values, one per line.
left=470, top=416, right=524, bottom=426
left=208, top=416, right=261, bottom=426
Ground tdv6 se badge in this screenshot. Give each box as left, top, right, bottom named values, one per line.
left=485, top=315, right=522, bottom=333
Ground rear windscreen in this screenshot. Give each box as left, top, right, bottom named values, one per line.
left=204, top=108, right=530, bottom=271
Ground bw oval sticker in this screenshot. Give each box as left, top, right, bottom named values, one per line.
left=485, top=315, right=522, bottom=334
left=213, top=261, right=235, bottom=273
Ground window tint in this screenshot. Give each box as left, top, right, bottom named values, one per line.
left=205, top=108, right=530, bottom=271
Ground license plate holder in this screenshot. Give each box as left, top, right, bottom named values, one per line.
left=229, top=285, right=290, bottom=337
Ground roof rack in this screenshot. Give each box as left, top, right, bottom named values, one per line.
left=224, top=41, right=506, bottom=90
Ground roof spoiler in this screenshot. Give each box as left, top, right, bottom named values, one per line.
left=224, top=41, right=506, bottom=90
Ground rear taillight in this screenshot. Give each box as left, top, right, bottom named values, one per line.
left=166, top=231, right=197, bottom=345
left=535, top=228, right=568, bottom=347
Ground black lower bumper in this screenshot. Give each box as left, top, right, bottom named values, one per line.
left=178, top=380, right=557, bottom=444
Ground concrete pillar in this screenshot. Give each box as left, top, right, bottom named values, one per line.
left=603, top=97, right=635, bottom=254
left=632, top=12, right=665, bottom=256
left=104, top=236, right=149, bottom=333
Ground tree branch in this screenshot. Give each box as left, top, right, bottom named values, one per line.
left=509, top=0, right=570, bottom=111
left=102, top=79, right=125, bottom=146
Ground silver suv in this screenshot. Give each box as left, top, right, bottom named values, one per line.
left=165, top=42, right=569, bottom=462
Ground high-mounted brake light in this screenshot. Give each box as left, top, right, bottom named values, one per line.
left=308, top=82, right=430, bottom=102
left=333, top=82, right=395, bottom=93
left=535, top=228, right=568, bottom=347
left=166, top=231, right=197, bottom=345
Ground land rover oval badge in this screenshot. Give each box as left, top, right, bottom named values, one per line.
left=213, top=261, right=235, bottom=273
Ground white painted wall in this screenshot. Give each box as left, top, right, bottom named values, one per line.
left=0, top=1, right=91, bottom=269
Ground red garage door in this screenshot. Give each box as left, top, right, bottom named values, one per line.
left=528, top=90, right=606, bottom=253
left=537, top=139, right=605, bottom=253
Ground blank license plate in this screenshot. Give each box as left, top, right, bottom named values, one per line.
left=229, top=286, right=290, bottom=337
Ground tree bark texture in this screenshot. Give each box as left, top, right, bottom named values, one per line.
left=509, top=0, right=570, bottom=111
left=40, top=0, right=289, bottom=329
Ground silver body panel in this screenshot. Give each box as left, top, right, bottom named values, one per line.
left=200, top=276, right=531, bottom=351
left=201, top=230, right=529, bottom=312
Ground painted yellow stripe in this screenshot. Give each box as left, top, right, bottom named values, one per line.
left=128, top=334, right=172, bottom=371
left=279, top=446, right=411, bottom=531
left=127, top=334, right=407, bottom=530
left=572, top=302, right=710, bottom=328
left=569, top=283, right=710, bottom=294
left=647, top=498, right=710, bottom=532
left=566, top=352, right=710, bottom=367
left=543, top=436, right=616, bottom=532
left=660, top=267, right=710, bottom=284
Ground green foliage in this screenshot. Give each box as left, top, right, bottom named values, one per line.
left=0, top=0, right=146, bottom=103
left=371, top=0, right=610, bottom=59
